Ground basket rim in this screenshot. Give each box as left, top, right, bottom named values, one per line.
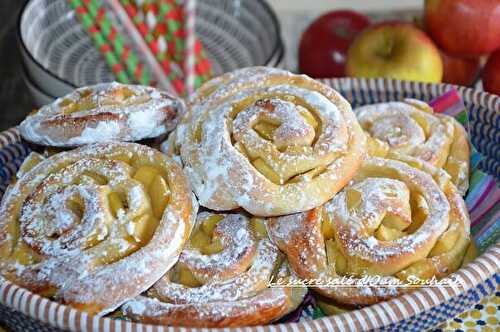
left=316, top=77, right=500, bottom=114
left=0, top=242, right=497, bottom=331
left=17, top=0, right=284, bottom=90
left=1, top=77, right=499, bottom=331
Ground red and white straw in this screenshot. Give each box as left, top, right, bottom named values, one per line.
left=184, top=0, right=197, bottom=95
left=104, top=0, right=178, bottom=96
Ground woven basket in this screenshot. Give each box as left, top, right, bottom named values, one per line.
left=0, top=78, right=498, bottom=332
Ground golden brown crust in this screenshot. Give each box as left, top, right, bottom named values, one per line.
left=124, top=288, right=295, bottom=328
left=122, top=212, right=306, bottom=327
left=43, top=111, right=121, bottom=127
left=390, top=154, right=471, bottom=280
left=0, top=143, right=196, bottom=315
left=354, top=99, right=470, bottom=194
left=19, top=83, right=184, bottom=147
left=171, top=67, right=366, bottom=216
left=269, top=157, right=471, bottom=306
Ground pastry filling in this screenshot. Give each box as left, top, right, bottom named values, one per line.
left=4, top=153, right=172, bottom=282
left=320, top=162, right=469, bottom=281
left=171, top=215, right=269, bottom=288
left=227, top=94, right=339, bottom=185
left=58, top=85, right=152, bottom=115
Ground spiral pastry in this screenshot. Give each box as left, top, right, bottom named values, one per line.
left=19, top=83, right=184, bottom=147
left=355, top=99, right=470, bottom=194
left=0, top=143, right=196, bottom=314
left=388, top=154, right=472, bottom=281
left=122, top=212, right=306, bottom=327
left=268, top=157, right=471, bottom=306
left=170, top=67, right=366, bottom=216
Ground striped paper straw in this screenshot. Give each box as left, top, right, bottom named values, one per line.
left=90, top=1, right=153, bottom=85
left=69, top=0, right=153, bottom=85
left=69, top=0, right=130, bottom=83
left=184, top=0, right=196, bottom=95
left=135, top=0, right=212, bottom=91
left=72, top=0, right=212, bottom=95
left=119, top=0, right=186, bottom=95
left=155, top=0, right=212, bottom=90
left=105, top=0, right=177, bottom=94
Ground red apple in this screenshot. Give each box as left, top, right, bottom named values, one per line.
left=482, top=49, right=500, bottom=95
left=346, top=23, right=443, bottom=83
left=299, top=10, right=370, bottom=78
left=441, top=51, right=480, bottom=86
left=424, top=0, right=500, bottom=57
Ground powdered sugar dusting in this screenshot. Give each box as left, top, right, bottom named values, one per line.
left=122, top=210, right=303, bottom=326
left=328, top=158, right=449, bottom=268
left=19, top=82, right=185, bottom=147
left=68, top=121, right=122, bottom=145
left=122, top=287, right=292, bottom=327
left=355, top=101, right=455, bottom=167
left=177, top=66, right=366, bottom=216
left=0, top=142, right=195, bottom=315
left=268, top=156, right=453, bottom=306
left=179, top=214, right=257, bottom=281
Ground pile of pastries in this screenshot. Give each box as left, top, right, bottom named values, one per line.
left=0, top=67, right=476, bottom=327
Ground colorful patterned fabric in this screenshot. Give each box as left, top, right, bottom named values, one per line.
left=428, top=89, right=500, bottom=253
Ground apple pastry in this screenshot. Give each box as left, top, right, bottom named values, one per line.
left=122, top=212, right=306, bottom=327
left=355, top=99, right=470, bottom=194
left=0, top=143, right=196, bottom=315
left=19, top=82, right=184, bottom=147
left=168, top=67, right=366, bottom=216
left=268, top=157, right=471, bottom=306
